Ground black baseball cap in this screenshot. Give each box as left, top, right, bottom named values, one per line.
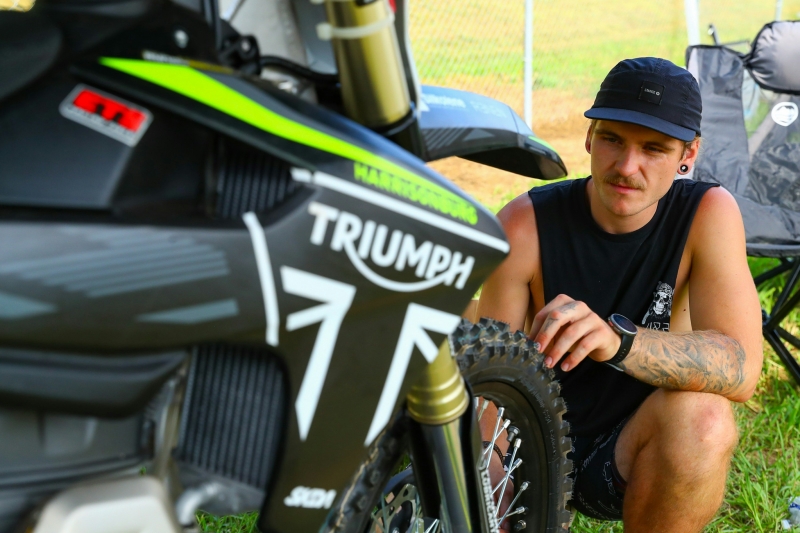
left=584, top=57, right=702, bottom=142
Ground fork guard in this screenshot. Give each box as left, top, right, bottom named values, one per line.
left=418, top=85, right=568, bottom=181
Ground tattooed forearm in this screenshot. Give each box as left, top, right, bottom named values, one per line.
left=617, top=328, right=748, bottom=397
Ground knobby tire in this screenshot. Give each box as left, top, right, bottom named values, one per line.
left=325, top=318, right=574, bottom=533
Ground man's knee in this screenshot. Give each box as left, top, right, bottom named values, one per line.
left=654, top=390, right=738, bottom=461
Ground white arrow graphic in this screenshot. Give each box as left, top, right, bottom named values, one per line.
left=243, top=212, right=280, bottom=347
left=282, top=267, right=356, bottom=441
left=364, top=303, right=461, bottom=445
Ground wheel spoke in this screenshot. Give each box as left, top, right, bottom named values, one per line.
left=494, top=459, right=523, bottom=518
left=477, top=398, right=490, bottom=421
left=482, top=406, right=529, bottom=527
left=499, top=481, right=529, bottom=525
left=482, top=408, right=510, bottom=468
left=424, top=518, right=439, bottom=533
left=493, top=437, right=522, bottom=496
left=500, top=506, right=528, bottom=523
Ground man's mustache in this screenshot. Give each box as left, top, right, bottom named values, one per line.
left=600, top=174, right=645, bottom=191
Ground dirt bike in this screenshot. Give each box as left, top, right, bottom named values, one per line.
left=0, top=0, right=573, bottom=531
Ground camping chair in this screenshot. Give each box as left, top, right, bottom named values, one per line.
left=687, top=20, right=800, bottom=385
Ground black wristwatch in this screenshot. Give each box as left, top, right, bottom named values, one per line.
left=606, top=313, right=637, bottom=370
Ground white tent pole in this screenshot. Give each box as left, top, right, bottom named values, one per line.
left=775, top=0, right=783, bottom=20
left=684, top=0, right=700, bottom=45
left=524, top=0, right=534, bottom=128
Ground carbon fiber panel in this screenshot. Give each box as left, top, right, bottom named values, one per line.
left=215, top=138, right=298, bottom=219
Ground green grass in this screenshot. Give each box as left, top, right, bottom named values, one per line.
left=197, top=511, right=259, bottom=533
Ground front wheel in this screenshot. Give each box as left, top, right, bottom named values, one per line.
left=453, top=318, right=573, bottom=533
left=326, top=318, right=573, bottom=533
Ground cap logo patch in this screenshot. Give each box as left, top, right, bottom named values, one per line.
left=638, top=81, right=664, bottom=105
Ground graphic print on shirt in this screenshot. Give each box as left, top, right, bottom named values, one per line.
left=641, top=281, right=673, bottom=331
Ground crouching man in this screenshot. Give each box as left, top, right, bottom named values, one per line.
left=478, top=57, right=763, bottom=532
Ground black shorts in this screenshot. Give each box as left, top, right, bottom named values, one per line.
left=567, top=414, right=633, bottom=521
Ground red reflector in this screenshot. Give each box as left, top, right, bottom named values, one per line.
left=72, top=89, right=147, bottom=132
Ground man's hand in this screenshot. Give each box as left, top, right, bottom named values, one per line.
left=529, top=293, right=756, bottom=400
left=529, top=294, right=622, bottom=371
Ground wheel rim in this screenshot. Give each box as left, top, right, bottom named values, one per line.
left=366, top=385, right=547, bottom=533
left=472, top=382, right=552, bottom=533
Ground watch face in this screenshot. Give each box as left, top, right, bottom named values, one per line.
left=611, top=314, right=637, bottom=335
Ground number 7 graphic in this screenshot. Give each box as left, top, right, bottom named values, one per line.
left=281, top=267, right=460, bottom=445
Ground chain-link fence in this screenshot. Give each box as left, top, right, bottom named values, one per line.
left=535, top=0, right=800, bottom=174
left=529, top=0, right=692, bottom=174
left=408, top=0, right=528, bottom=119
left=410, top=0, right=800, bottom=178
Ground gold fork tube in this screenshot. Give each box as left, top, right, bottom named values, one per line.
left=324, top=0, right=411, bottom=128
left=407, top=342, right=475, bottom=532
left=407, top=341, right=470, bottom=425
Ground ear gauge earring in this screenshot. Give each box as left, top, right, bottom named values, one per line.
left=680, top=164, right=689, bottom=173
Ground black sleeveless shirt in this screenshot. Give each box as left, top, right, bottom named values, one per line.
left=529, top=177, right=718, bottom=437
